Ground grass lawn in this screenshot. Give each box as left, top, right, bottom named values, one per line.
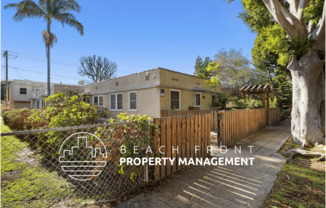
left=263, top=138, right=325, bottom=208
left=1, top=119, right=83, bottom=207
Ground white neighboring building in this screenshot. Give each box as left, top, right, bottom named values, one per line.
left=7, top=80, right=79, bottom=109
left=8, top=80, right=51, bottom=109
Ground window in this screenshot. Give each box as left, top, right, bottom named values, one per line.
left=195, top=93, right=201, bottom=107
left=110, top=94, right=116, bottom=109
left=171, top=90, right=180, bottom=110
left=130, top=92, right=137, bottom=110
left=20, top=88, right=27, bottom=94
left=94, top=96, right=103, bottom=107
left=145, top=75, right=149, bottom=81
left=111, top=93, right=123, bottom=110
left=161, top=89, right=165, bottom=96
left=36, top=100, right=40, bottom=109
left=99, top=96, right=103, bottom=106
left=35, top=89, right=39, bottom=96
left=94, top=96, right=98, bottom=106
left=212, top=95, right=217, bottom=107
left=83, top=97, right=90, bottom=103
left=117, top=94, right=123, bottom=110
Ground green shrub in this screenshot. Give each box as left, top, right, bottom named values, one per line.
left=2, top=108, right=35, bottom=130
left=270, top=97, right=278, bottom=108
left=95, top=113, right=159, bottom=182
left=232, top=97, right=263, bottom=109
left=213, top=93, right=229, bottom=108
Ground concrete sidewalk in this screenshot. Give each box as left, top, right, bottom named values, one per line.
left=119, top=121, right=291, bottom=208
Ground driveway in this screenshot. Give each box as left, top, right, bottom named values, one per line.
left=119, top=121, right=291, bottom=208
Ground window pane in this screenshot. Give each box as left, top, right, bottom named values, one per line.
left=171, top=91, right=180, bottom=109
left=171, top=91, right=179, bottom=100
left=20, top=88, right=27, bottom=94
left=94, top=96, right=98, bottom=106
left=196, top=94, right=201, bottom=106
left=111, top=94, right=116, bottom=109
left=130, top=93, right=136, bottom=110
left=117, top=94, right=123, bottom=109
left=171, top=101, right=179, bottom=109
left=99, top=96, right=103, bottom=106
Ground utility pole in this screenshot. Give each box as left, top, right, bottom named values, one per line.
left=3, top=50, right=9, bottom=109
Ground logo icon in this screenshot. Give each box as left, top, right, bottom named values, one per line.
left=59, top=132, right=108, bottom=181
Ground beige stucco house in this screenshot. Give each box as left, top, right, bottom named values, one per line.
left=6, top=80, right=80, bottom=109
left=80, top=68, right=222, bottom=118
left=3, top=68, right=222, bottom=118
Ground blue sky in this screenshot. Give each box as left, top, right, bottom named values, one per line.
left=1, top=0, right=256, bottom=85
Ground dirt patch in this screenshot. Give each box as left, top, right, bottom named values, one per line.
left=16, top=147, right=39, bottom=166
left=1, top=170, right=22, bottom=185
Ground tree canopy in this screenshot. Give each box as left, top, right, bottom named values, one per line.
left=208, top=49, right=266, bottom=91
left=194, top=56, right=212, bottom=78
left=238, top=0, right=325, bottom=145
left=78, top=55, right=117, bottom=83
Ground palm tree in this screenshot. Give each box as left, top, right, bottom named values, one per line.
left=5, top=0, right=84, bottom=96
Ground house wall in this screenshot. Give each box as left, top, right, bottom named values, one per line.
left=80, top=70, right=161, bottom=119
left=80, top=69, right=160, bottom=95
left=159, top=69, right=220, bottom=110
left=159, top=88, right=212, bottom=110
left=12, top=101, right=30, bottom=109
left=9, top=80, right=50, bottom=109
left=53, top=85, right=80, bottom=95
left=106, top=88, right=160, bottom=119
left=8, top=80, right=76, bottom=109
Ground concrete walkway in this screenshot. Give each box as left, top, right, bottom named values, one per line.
left=119, top=121, right=291, bottom=208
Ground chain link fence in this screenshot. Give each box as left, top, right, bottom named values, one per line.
left=1, top=123, right=147, bottom=207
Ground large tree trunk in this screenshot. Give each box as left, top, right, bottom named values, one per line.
left=289, top=50, right=325, bottom=146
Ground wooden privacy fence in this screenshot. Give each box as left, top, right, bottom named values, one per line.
left=268, top=108, right=280, bottom=126
left=152, top=114, right=211, bottom=181
left=218, top=108, right=266, bottom=147
left=160, top=110, right=211, bottom=117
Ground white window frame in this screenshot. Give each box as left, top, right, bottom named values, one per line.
left=129, top=91, right=137, bottom=111
left=195, top=92, right=201, bottom=107
left=170, top=89, right=181, bottom=110
left=110, top=93, right=123, bottom=111
left=94, top=95, right=104, bottom=107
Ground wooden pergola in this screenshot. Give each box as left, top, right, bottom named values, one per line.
left=240, top=84, right=272, bottom=124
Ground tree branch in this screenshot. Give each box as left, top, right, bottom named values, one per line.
left=310, top=2, right=325, bottom=51
left=262, top=0, right=307, bottom=38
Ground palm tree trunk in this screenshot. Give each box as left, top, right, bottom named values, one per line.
left=47, top=20, right=51, bottom=96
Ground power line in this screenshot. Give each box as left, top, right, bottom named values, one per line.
left=14, top=68, right=22, bottom=79
left=18, top=55, right=80, bottom=67
left=1, top=50, right=80, bottom=67
left=9, top=66, right=82, bottom=80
